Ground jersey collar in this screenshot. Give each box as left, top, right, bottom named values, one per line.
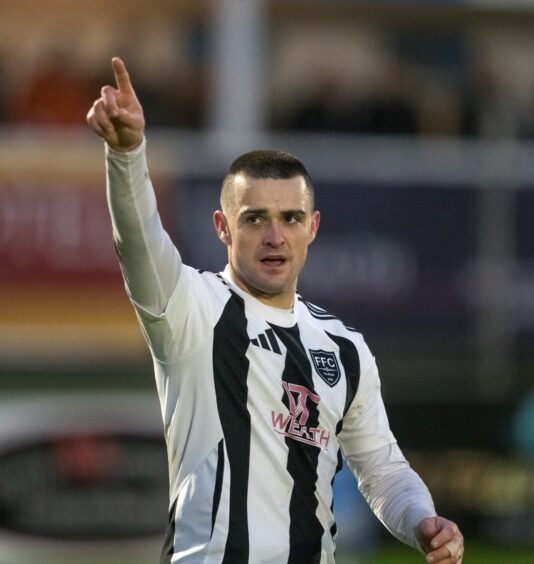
left=221, top=265, right=297, bottom=327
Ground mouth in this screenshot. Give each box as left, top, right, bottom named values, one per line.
left=260, top=255, right=287, bottom=267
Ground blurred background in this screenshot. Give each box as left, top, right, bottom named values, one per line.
left=0, top=0, right=533, bottom=562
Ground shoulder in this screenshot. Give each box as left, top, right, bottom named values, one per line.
left=172, top=266, right=234, bottom=309
left=297, top=295, right=359, bottom=336
left=182, top=266, right=229, bottom=289
left=297, top=295, right=375, bottom=371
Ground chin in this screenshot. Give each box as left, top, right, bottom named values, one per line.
left=236, top=267, right=295, bottom=299
left=258, top=280, right=293, bottom=298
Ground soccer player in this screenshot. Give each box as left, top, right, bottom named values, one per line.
left=87, top=57, right=464, bottom=564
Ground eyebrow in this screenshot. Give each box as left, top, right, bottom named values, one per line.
left=238, top=208, right=308, bottom=221
left=239, top=208, right=269, bottom=217
left=239, top=208, right=307, bottom=217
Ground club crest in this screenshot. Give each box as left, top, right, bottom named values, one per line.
left=309, top=349, right=341, bottom=387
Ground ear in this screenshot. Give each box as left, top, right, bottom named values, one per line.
left=308, top=210, right=321, bottom=243
left=213, top=210, right=232, bottom=246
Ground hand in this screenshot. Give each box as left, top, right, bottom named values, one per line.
left=415, top=516, right=464, bottom=563
left=86, top=57, right=145, bottom=152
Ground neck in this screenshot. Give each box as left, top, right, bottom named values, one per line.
left=226, top=265, right=295, bottom=310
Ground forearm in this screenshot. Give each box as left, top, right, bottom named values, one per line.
left=106, top=138, right=182, bottom=315
left=347, top=443, right=436, bottom=551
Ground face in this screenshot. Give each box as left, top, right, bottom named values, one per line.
left=213, top=174, right=320, bottom=309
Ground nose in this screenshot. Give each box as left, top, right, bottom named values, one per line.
left=263, top=220, right=285, bottom=247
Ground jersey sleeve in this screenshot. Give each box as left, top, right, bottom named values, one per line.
left=339, top=337, right=437, bottom=550
left=106, top=140, right=217, bottom=362
left=346, top=442, right=437, bottom=551
left=106, top=139, right=181, bottom=316
left=338, top=338, right=396, bottom=455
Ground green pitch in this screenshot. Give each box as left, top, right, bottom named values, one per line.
left=337, top=541, right=534, bottom=563
left=1, top=542, right=531, bottom=564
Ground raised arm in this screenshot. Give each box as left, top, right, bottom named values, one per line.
left=87, top=58, right=181, bottom=317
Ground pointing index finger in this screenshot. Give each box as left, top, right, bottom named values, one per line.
left=112, top=56, right=134, bottom=94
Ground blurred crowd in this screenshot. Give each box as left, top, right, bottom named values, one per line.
left=275, top=52, right=488, bottom=137
left=0, top=32, right=209, bottom=130
left=1, top=3, right=534, bottom=138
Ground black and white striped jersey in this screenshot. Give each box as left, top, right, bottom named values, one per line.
left=138, top=264, right=395, bottom=564
left=106, top=141, right=436, bottom=564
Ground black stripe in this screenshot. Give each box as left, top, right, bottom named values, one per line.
left=211, top=439, right=225, bottom=538
left=330, top=521, right=338, bottom=539
left=299, top=297, right=341, bottom=321
left=213, top=292, right=250, bottom=563
left=297, top=297, right=325, bottom=313
left=159, top=497, right=177, bottom=564
left=270, top=324, right=323, bottom=564
left=326, top=332, right=360, bottom=416
left=250, top=338, right=259, bottom=346
left=265, top=328, right=281, bottom=354
left=329, top=447, right=343, bottom=540
left=258, top=333, right=270, bottom=351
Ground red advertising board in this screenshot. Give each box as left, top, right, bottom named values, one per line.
left=0, top=172, right=172, bottom=366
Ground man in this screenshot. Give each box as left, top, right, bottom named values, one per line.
left=87, top=57, right=464, bottom=564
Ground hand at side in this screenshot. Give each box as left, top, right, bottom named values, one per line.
left=415, top=516, right=464, bottom=563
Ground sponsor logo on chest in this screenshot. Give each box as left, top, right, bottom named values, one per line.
left=271, top=382, right=331, bottom=450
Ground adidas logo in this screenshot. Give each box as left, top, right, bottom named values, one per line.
left=250, top=328, right=282, bottom=355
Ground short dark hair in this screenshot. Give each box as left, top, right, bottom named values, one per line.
left=221, top=149, right=314, bottom=212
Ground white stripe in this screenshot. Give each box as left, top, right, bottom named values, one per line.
left=246, top=336, right=292, bottom=563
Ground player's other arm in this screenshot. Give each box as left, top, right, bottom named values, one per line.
left=349, top=442, right=463, bottom=562
left=339, top=344, right=464, bottom=562
left=87, top=57, right=181, bottom=315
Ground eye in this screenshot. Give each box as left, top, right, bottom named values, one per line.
left=284, top=213, right=303, bottom=224
left=246, top=214, right=264, bottom=225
